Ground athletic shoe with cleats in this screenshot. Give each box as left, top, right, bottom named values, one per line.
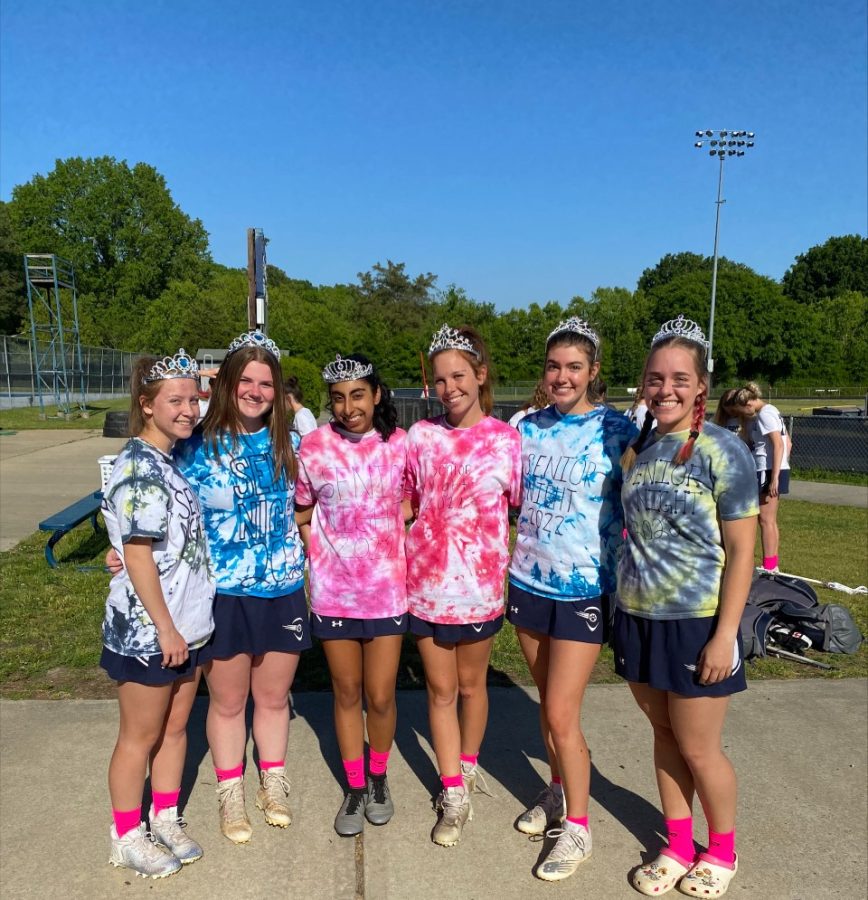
left=256, top=768, right=292, bottom=828
left=432, top=786, right=472, bottom=847
left=365, top=774, right=394, bottom=825
left=109, top=823, right=182, bottom=879
left=334, top=788, right=367, bottom=836
left=149, top=805, right=203, bottom=864
left=535, top=823, right=593, bottom=881
left=216, top=776, right=252, bottom=843
left=516, top=784, right=565, bottom=836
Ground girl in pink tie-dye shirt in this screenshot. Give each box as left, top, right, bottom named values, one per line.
left=405, top=325, right=522, bottom=848
left=296, top=354, right=410, bottom=838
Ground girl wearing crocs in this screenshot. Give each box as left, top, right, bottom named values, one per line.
left=176, top=331, right=310, bottom=844
left=295, top=354, right=409, bottom=838
left=102, top=351, right=214, bottom=878
left=405, top=325, right=522, bottom=847
left=507, top=318, right=636, bottom=882
left=615, top=316, right=758, bottom=897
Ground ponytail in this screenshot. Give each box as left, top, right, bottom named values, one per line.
left=620, top=412, right=655, bottom=474
left=674, top=392, right=706, bottom=465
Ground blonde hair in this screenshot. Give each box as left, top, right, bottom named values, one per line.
left=734, top=381, right=763, bottom=406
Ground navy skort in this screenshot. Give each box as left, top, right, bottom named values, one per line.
left=506, top=582, right=610, bottom=643
left=311, top=612, right=409, bottom=640
left=100, top=645, right=204, bottom=686
left=409, top=613, right=503, bottom=644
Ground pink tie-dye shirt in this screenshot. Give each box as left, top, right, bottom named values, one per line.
left=404, top=415, right=522, bottom=624
left=296, top=424, right=408, bottom=619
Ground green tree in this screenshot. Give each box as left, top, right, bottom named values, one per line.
left=280, top=355, right=323, bottom=419
left=0, top=202, right=26, bottom=334
left=8, top=156, right=211, bottom=347
left=781, top=235, right=868, bottom=304
left=583, top=287, right=652, bottom=386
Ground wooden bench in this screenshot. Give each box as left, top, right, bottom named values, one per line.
left=38, top=492, right=104, bottom=567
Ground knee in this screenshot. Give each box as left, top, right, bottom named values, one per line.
left=427, top=683, right=459, bottom=709
left=457, top=679, right=485, bottom=705
left=209, top=689, right=249, bottom=720
left=649, top=718, right=678, bottom=747
left=677, top=739, right=721, bottom=771
left=364, top=688, right=396, bottom=719
left=544, top=703, right=579, bottom=745
left=251, top=685, right=290, bottom=713
left=332, top=679, right=363, bottom=710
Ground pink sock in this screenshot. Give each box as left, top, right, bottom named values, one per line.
left=259, top=759, right=285, bottom=771
left=215, top=763, right=243, bottom=782
left=369, top=748, right=390, bottom=776
left=440, top=773, right=463, bottom=790
left=152, top=789, right=180, bottom=815
left=664, top=817, right=694, bottom=866
left=343, top=756, right=366, bottom=789
left=707, top=829, right=736, bottom=866
left=459, top=753, right=478, bottom=767
left=112, top=807, right=141, bottom=838
left=763, top=555, right=779, bottom=570
left=566, top=815, right=589, bottom=828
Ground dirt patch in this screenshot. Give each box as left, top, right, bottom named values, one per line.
left=0, top=666, right=117, bottom=700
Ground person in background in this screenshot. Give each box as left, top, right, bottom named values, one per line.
left=285, top=375, right=318, bottom=436
left=713, top=389, right=744, bottom=435
left=508, top=380, right=550, bottom=429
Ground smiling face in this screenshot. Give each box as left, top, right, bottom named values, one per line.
left=643, top=343, right=707, bottom=434
left=235, top=360, right=275, bottom=432
left=544, top=343, right=600, bottom=416
left=329, top=379, right=381, bottom=434
left=432, top=349, right=486, bottom=428
left=140, top=378, right=200, bottom=452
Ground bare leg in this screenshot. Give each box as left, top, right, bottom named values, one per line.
left=455, top=636, right=496, bottom=757
left=204, top=654, right=252, bottom=769
left=416, top=637, right=461, bottom=777
left=149, top=671, right=201, bottom=793
left=250, top=651, right=300, bottom=762
left=323, top=639, right=365, bottom=760
left=516, top=628, right=558, bottom=777
left=362, top=635, right=403, bottom=752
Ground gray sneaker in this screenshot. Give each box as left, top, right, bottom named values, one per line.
left=365, top=774, right=394, bottom=825
left=109, top=823, right=182, bottom=879
left=149, top=805, right=203, bottom=864
left=334, top=788, right=367, bottom=836
left=432, top=786, right=472, bottom=847
left=516, top=785, right=565, bottom=835
left=535, top=824, right=593, bottom=881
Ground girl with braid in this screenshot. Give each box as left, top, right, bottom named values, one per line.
left=614, top=316, right=758, bottom=898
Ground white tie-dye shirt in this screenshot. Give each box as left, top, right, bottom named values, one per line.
left=296, top=424, right=408, bottom=619
left=509, top=405, right=636, bottom=599
left=102, top=438, right=215, bottom=656
left=404, top=415, right=522, bottom=624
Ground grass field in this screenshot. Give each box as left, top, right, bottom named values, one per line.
left=1, top=500, right=865, bottom=699
left=0, top=398, right=129, bottom=432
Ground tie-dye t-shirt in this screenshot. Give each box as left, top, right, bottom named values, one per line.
left=102, top=438, right=215, bottom=656
left=404, top=415, right=522, bottom=624
left=296, top=424, right=408, bottom=618
left=616, top=422, right=759, bottom=620
left=509, top=405, right=637, bottom=599
left=176, top=428, right=305, bottom=598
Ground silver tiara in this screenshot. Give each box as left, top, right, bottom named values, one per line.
left=322, top=355, right=374, bottom=384
left=226, top=329, right=281, bottom=360
left=428, top=324, right=480, bottom=359
left=651, top=315, right=708, bottom=349
left=547, top=317, right=600, bottom=352
left=142, top=349, right=200, bottom=384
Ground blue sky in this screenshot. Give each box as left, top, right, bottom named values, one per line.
left=2, top=0, right=866, bottom=310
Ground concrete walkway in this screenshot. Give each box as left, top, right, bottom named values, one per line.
left=0, top=429, right=865, bottom=553
left=1, top=681, right=866, bottom=899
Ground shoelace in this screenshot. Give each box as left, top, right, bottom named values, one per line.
left=217, top=780, right=246, bottom=820
left=544, top=827, right=587, bottom=860
left=344, top=790, right=365, bottom=815
left=126, top=827, right=172, bottom=863
left=468, top=768, right=495, bottom=799
left=262, top=771, right=291, bottom=799
left=438, top=789, right=466, bottom=823
left=369, top=776, right=388, bottom=804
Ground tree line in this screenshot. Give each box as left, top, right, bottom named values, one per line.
left=1, top=156, right=866, bottom=392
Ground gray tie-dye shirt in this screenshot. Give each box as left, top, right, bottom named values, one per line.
left=101, top=438, right=215, bottom=656
left=616, top=422, right=758, bottom=620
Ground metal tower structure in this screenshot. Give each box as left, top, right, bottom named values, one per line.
left=24, top=254, right=87, bottom=418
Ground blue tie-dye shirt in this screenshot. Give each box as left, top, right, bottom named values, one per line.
left=176, top=428, right=305, bottom=598
left=509, top=405, right=637, bottom=600
left=616, top=422, right=759, bottom=620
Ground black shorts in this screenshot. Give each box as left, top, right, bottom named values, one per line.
left=408, top=613, right=503, bottom=644
left=198, top=587, right=312, bottom=662
left=613, top=608, right=747, bottom=698
left=100, top=645, right=204, bottom=686
left=758, top=470, right=790, bottom=495
left=311, top=612, right=409, bottom=640
left=506, top=582, right=610, bottom=643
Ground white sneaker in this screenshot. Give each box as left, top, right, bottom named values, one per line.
left=535, top=822, right=592, bottom=881
left=149, top=805, right=203, bottom=864
left=432, top=786, right=472, bottom=847
left=109, top=823, right=182, bottom=879
left=216, top=776, right=252, bottom=843
left=516, top=784, right=565, bottom=836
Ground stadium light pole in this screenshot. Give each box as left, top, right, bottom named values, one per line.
left=693, top=130, right=755, bottom=383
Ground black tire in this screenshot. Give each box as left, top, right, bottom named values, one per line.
left=103, top=410, right=129, bottom=438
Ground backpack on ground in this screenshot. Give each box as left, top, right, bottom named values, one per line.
left=740, top=572, right=864, bottom=660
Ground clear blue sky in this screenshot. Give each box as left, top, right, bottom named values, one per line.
left=2, top=0, right=866, bottom=310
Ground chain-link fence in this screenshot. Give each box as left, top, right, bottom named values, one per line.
left=393, top=399, right=867, bottom=474
left=0, top=334, right=137, bottom=409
